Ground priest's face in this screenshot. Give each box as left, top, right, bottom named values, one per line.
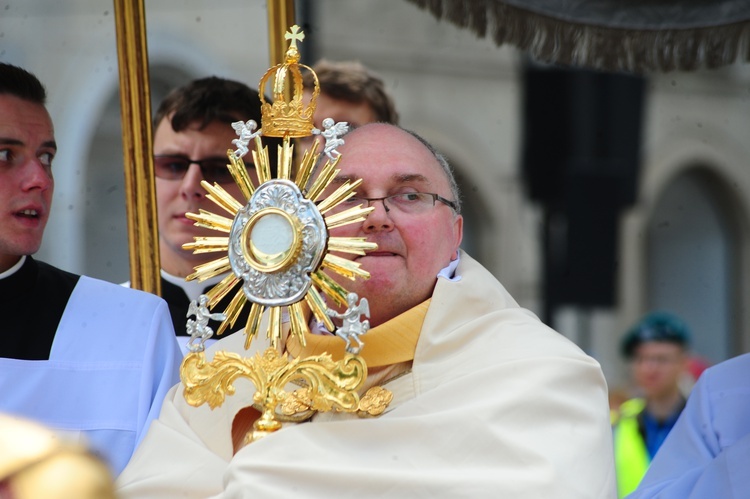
left=0, top=94, right=55, bottom=272
left=326, top=124, right=463, bottom=327
left=153, top=117, right=247, bottom=277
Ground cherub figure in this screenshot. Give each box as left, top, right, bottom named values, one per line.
left=231, top=119, right=260, bottom=157
left=186, top=295, right=227, bottom=353
left=326, top=292, right=370, bottom=354
left=312, top=118, right=348, bottom=160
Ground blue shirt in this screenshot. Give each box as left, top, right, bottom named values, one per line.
left=641, top=404, right=683, bottom=459
left=628, top=352, right=750, bottom=498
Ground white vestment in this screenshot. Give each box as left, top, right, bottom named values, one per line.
left=0, top=274, right=182, bottom=475
left=117, top=251, right=616, bottom=497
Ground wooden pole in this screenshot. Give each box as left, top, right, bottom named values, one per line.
left=112, top=2, right=293, bottom=294
left=113, top=0, right=161, bottom=295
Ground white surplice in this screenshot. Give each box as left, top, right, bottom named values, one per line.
left=1, top=274, right=182, bottom=475
left=117, top=251, right=616, bottom=498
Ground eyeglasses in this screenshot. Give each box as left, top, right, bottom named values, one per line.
left=153, top=155, right=252, bottom=184
left=335, top=192, right=458, bottom=215
left=632, top=354, right=683, bottom=366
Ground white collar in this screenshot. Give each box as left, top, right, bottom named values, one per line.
left=437, top=252, right=461, bottom=282
left=161, top=269, right=226, bottom=302
left=0, top=255, right=27, bottom=280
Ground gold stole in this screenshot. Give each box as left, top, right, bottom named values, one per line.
left=285, top=299, right=431, bottom=368
left=233, top=299, right=431, bottom=452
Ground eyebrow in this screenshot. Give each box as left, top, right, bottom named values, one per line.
left=0, top=137, right=57, bottom=151
left=332, top=174, right=358, bottom=186
left=332, top=172, right=432, bottom=186
left=153, top=154, right=227, bottom=160
left=393, top=173, right=431, bottom=185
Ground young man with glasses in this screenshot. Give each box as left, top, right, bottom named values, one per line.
left=0, top=62, right=181, bottom=476
left=142, top=77, right=281, bottom=353
left=119, top=123, right=616, bottom=498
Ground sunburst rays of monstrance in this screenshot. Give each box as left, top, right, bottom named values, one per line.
left=177, top=25, right=385, bottom=444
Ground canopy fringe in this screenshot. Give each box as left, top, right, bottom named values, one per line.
left=405, top=0, right=750, bottom=72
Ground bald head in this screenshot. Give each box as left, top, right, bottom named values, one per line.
left=327, top=123, right=463, bottom=327
left=339, top=124, right=461, bottom=213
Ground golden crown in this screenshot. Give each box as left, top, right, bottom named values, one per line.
left=259, top=25, right=319, bottom=138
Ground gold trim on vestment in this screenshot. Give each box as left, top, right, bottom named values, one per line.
left=286, top=299, right=430, bottom=368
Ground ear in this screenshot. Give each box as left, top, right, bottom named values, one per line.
left=451, top=214, right=464, bottom=260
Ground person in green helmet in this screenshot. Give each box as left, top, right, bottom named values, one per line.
left=612, top=311, right=691, bottom=497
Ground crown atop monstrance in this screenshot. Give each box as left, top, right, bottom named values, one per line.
left=259, top=25, right=319, bottom=138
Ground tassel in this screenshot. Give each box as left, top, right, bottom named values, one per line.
left=404, top=0, right=750, bottom=73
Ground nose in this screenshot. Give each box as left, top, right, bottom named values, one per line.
left=21, top=159, right=53, bottom=191
left=363, top=198, right=393, bottom=233
left=179, top=164, right=205, bottom=199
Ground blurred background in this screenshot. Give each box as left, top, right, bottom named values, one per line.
left=2, top=0, right=749, bottom=392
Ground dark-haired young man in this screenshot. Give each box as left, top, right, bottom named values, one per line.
left=0, top=62, right=181, bottom=476
left=139, top=77, right=281, bottom=353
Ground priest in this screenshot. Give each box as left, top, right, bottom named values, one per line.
left=117, top=123, right=616, bottom=497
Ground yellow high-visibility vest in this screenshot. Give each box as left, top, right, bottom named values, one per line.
left=613, top=398, right=650, bottom=498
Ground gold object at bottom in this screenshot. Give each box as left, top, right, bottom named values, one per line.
left=181, top=347, right=368, bottom=442
left=0, top=414, right=115, bottom=499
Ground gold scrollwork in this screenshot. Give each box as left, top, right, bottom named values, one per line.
left=357, top=386, right=394, bottom=418
left=181, top=348, right=368, bottom=442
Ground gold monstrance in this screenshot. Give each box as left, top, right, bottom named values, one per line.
left=179, top=25, right=382, bottom=444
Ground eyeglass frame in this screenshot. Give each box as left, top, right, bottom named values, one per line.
left=347, top=192, right=458, bottom=214
left=153, top=154, right=253, bottom=184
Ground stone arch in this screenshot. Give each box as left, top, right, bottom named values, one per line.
left=645, top=166, right=740, bottom=363
left=621, top=133, right=750, bottom=363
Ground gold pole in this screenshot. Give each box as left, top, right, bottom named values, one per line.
left=113, top=0, right=161, bottom=295
left=267, top=0, right=296, bottom=66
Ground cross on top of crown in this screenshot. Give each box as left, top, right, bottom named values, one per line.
left=285, top=25, right=305, bottom=49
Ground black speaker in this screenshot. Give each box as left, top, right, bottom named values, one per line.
left=544, top=173, right=621, bottom=309
left=521, top=65, right=646, bottom=312
left=522, top=65, right=645, bottom=207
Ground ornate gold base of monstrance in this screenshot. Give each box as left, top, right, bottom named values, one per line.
left=178, top=25, right=385, bottom=444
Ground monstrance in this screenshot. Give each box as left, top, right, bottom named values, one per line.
left=178, top=25, right=385, bottom=444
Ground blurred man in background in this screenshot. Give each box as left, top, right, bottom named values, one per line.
left=612, top=311, right=690, bottom=497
